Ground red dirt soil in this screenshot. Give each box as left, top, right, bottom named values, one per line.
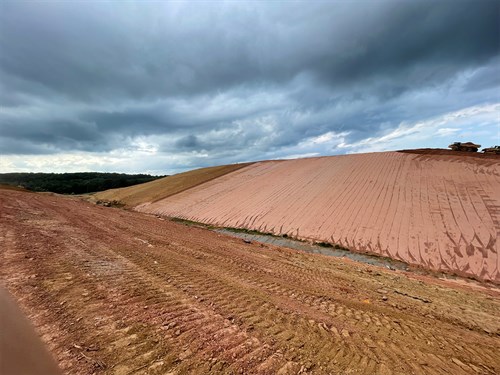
left=398, top=148, right=500, bottom=160
left=1, top=188, right=499, bottom=374
left=138, top=151, right=500, bottom=283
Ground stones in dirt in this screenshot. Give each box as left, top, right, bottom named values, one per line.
left=2, top=188, right=499, bottom=375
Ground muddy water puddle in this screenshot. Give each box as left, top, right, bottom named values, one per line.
left=216, top=229, right=409, bottom=271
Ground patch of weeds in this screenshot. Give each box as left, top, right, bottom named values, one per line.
left=96, top=200, right=125, bottom=208
left=222, top=227, right=276, bottom=237
left=314, top=241, right=333, bottom=248
left=170, top=217, right=215, bottom=229
left=109, top=200, right=125, bottom=208
left=313, top=241, right=350, bottom=251
left=333, top=244, right=350, bottom=251
left=222, top=227, right=309, bottom=243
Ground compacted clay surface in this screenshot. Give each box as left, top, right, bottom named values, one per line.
left=139, top=151, right=500, bottom=282
left=1, top=188, right=499, bottom=374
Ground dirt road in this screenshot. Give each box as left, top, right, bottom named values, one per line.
left=1, top=189, right=499, bottom=374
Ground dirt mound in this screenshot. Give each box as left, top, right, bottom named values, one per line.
left=399, top=148, right=500, bottom=160
left=138, top=152, right=500, bottom=282
left=93, top=163, right=252, bottom=207
left=1, top=189, right=499, bottom=374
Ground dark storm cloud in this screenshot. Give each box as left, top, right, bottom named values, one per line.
left=0, top=0, right=499, bottom=166
left=176, top=135, right=201, bottom=151
left=307, top=1, right=499, bottom=86
left=0, top=138, right=55, bottom=155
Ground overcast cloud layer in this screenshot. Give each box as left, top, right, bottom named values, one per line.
left=1, top=0, right=499, bottom=174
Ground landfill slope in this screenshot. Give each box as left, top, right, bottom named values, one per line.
left=139, top=152, right=500, bottom=282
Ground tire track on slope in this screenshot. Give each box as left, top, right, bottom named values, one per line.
left=351, top=153, right=396, bottom=254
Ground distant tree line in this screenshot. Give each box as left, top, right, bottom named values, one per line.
left=0, top=172, right=165, bottom=194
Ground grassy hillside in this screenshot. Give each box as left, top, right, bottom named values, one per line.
left=0, top=172, right=164, bottom=195
left=93, top=163, right=253, bottom=207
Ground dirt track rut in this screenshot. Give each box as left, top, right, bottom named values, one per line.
left=1, top=189, right=499, bottom=374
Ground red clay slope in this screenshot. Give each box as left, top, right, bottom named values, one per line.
left=138, top=152, right=500, bottom=282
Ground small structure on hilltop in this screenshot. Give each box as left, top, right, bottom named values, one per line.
left=448, top=141, right=481, bottom=152
left=482, top=145, right=500, bottom=154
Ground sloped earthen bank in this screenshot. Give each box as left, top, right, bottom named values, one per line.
left=138, top=151, right=500, bottom=282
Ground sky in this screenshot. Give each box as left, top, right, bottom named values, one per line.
left=1, top=0, right=499, bottom=174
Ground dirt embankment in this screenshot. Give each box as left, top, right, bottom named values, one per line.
left=398, top=148, right=500, bottom=160
left=1, top=189, right=499, bottom=374
left=138, top=152, right=500, bottom=282
left=93, top=163, right=252, bottom=208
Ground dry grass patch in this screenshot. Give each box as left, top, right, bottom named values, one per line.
left=93, top=163, right=253, bottom=208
